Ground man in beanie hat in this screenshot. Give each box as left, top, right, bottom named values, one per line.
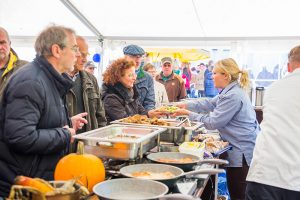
left=123, top=44, right=155, bottom=110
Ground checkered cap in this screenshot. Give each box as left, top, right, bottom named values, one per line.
left=123, top=44, right=145, bottom=56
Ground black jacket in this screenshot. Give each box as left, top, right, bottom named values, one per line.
left=102, top=83, right=147, bottom=123
left=0, top=56, right=73, bottom=197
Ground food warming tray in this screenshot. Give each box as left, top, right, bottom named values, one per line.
left=111, top=118, right=201, bottom=130
left=73, top=124, right=166, bottom=160
left=111, top=118, right=203, bottom=143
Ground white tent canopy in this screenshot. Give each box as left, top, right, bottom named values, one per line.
left=0, top=0, right=300, bottom=40
left=1, top=0, right=300, bottom=82
left=2, top=0, right=300, bottom=41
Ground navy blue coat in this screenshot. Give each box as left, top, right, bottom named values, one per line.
left=0, top=56, right=73, bottom=197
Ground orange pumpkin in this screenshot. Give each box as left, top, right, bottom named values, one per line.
left=54, top=141, right=105, bottom=192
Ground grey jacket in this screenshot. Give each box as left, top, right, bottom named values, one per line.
left=65, top=71, right=107, bottom=131
left=135, top=71, right=155, bottom=110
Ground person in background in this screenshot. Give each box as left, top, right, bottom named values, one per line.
left=84, top=61, right=97, bottom=75
left=0, top=25, right=88, bottom=197
left=0, top=27, right=28, bottom=95
left=156, top=57, right=186, bottom=102
left=256, top=66, right=274, bottom=87
left=123, top=44, right=155, bottom=111
left=66, top=36, right=106, bottom=136
left=143, top=63, right=169, bottom=107
left=196, top=63, right=206, bottom=97
left=172, top=58, right=259, bottom=200
left=181, top=62, right=192, bottom=97
left=173, top=64, right=181, bottom=75
left=101, top=58, right=162, bottom=123
left=204, top=64, right=219, bottom=97
left=246, top=45, right=300, bottom=200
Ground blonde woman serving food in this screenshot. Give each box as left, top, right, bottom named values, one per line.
left=172, top=58, right=259, bottom=200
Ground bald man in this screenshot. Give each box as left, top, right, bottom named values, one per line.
left=0, top=27, right=27, bottom=95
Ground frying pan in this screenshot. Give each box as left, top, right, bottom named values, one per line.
left=147, top=152, right=228, bottom=171
left=93, top=178, right=198, bottom=200
left=120, top=163, right=224, bottom=188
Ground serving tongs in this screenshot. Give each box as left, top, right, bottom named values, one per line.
left=174, top=118, right=191, bottom=146
left=175, top=117, right=191, bottom=127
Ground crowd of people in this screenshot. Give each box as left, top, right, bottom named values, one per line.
left=0, top=25, right=300, bottom=200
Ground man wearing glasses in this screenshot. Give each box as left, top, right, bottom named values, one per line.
left=65, top=36, right=107, bottom=142
left=156, top=57, right=186, bottom=102
left=0, top=25, right=88, bottom=197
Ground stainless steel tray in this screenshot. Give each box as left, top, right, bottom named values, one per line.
left=111, top=118, right=203, bottom=144
left=73, top=124, right=166, bottom=160
left=111, top=118, right=202, bottom=131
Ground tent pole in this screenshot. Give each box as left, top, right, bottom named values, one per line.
left=60, top=0, right=105, bottom=83
left=59, top=0, right=104, bottom=42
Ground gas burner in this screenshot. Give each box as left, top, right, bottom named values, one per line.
left=104, top=159, right=128, bottom=171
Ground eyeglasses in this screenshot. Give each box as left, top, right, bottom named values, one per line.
left=125, top=73, right=136, bottom=78
left=70, top=46, right=80, bottom=53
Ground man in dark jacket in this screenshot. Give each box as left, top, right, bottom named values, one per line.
left=66, top=36, right=107, bottom=136
left=123, top=44, right=155, bottom=111
left=0, top=27, right=28, bottom=95
left=0, top=25, right=87, bottom=197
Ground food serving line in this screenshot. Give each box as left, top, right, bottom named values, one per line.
left=73, top=117, right=230, bottom=200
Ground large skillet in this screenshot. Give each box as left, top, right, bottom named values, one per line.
left=93, top=178, right=198, bottom=200
left=120, top=163, right=224, bottom=188
left=147, top=152, right=228, bottom=171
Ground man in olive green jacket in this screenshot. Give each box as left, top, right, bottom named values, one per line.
left=65, top=36, right=107, bottom=138
left=0, top=27, right=28, bottom=96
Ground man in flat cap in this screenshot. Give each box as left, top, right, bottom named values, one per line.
left=123, top=44, right=155, bottom=110
left=84, top=61, right=97, bottom=75
left=156, top=57, right=186, bottom=102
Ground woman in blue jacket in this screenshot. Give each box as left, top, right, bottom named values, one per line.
left=172, top=58, right=259, bottom=200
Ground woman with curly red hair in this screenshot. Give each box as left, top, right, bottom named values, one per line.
left=102, top=58, right=161, bottom=123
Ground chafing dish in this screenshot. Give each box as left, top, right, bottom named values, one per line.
left=111, top=118, right=203, bottom=143
left=73, top=124, right=166, bottom=160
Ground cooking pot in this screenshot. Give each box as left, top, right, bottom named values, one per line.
left=120, top=163, right=224, bottom=188
left=147, top=152, right=228, bottom=171
left=93, top=178, right=198, bottom=200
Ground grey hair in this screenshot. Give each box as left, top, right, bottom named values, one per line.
left=34, top=25, right=75, bottom=57
left=0, top=26, right=10, bottom=42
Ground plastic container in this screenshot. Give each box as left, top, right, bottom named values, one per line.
left=179, top=142, right=205, bottom=158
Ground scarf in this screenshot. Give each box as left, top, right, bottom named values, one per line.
left=136, top=66, right=145, bottom=79
left=2, top=51, right=17, bottom=77
left=161, top=71, right=173, bottom=82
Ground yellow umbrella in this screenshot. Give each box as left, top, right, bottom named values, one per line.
left=145, top=48, right=210, bottom=62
